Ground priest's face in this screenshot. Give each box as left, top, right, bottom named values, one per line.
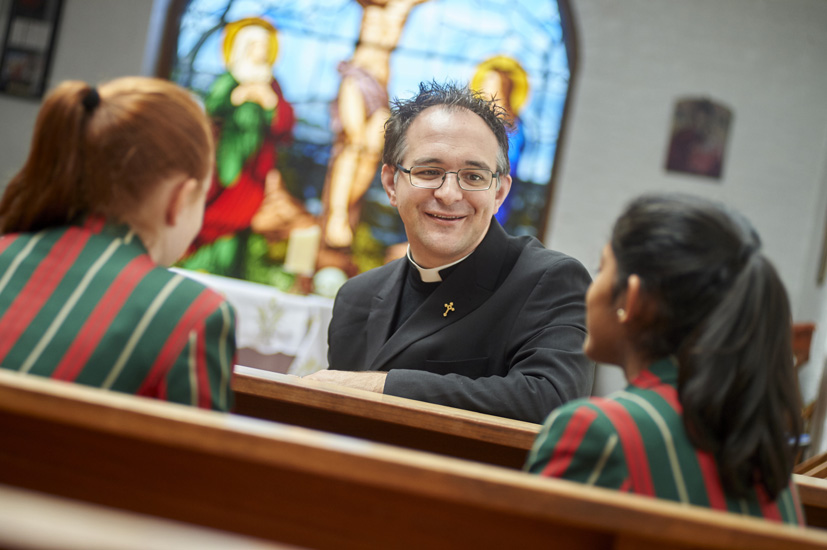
left=381, top=106, right=511, bottom=269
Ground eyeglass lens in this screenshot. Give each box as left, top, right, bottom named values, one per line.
left=408, top=166, right=493, bottom=190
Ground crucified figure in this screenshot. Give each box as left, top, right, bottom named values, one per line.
left=321, top=0, right=429, bottom=249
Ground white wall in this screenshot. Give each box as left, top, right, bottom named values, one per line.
left=552, top=0, right=827, bottom=404
left=0, top=0, right=155, bottom=184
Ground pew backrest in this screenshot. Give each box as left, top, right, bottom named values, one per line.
left=2, top=370, right=826, bottom=550
left=0, top=483, right=296, bottom=550
left=795, top=474, right=827, bottom=530
left=797, top=451, right=827, bottom=479
left=232, top=366, right=539, bottom=468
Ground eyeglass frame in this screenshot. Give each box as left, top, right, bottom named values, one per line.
left=395, top=164, right=500, bottom=191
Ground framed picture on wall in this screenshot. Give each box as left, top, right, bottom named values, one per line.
left=0, top=0, right=63, bottom=99
left=665, top=97, right=732, bottom=180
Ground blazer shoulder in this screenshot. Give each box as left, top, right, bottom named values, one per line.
left=554, top=396, right=626, bottom=437
left=338, top=258, right=404, bottom=296
left=515, top=238, right=590, bottom=277
left=147, top=267, right=230, bottom=312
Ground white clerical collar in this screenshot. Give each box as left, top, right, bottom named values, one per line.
left=406, top=245, right=471, bottom=282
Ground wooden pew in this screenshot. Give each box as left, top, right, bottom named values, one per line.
left=2, top=371, right=827, bottom=550
left=796, top=451, right=827, bottom=479
left=796, top=475, right=827, bottom=532
left=233, top=366, right=827, bottom=531
left=232, top=366, right=539, bottom=469
left=0, top=483, right=293, bottom=550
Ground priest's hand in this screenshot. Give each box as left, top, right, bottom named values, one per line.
left=303, top=370, right=387, bottom=393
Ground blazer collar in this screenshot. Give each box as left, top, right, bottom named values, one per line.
left=364, top=258, right=407, bottom=367
left=368, top=218, right=509, bottom=370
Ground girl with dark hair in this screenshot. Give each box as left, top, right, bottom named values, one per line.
left=525, top=193, right=803, bottom=523
left=0, top=77, right=236, bottom=411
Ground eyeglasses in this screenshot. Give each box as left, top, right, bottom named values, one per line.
left=396, top=164, right=499, bottom=191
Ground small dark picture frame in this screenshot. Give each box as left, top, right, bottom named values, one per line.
left=665, top=97, right=732, bottom=180
left=0, top=0, right=63, bottom=100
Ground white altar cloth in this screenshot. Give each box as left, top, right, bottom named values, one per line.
left=173, top=269, right=333, bottom=376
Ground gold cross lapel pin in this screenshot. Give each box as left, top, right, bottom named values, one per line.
left=443, top=302, right=455, bottom=317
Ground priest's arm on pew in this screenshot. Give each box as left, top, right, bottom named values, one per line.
left=304, top=369, right=387, bottom=393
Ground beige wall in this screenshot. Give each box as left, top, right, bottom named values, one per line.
left=551, top=0, right=827, bottom=408
left=0, top=0, right=155, bottom=184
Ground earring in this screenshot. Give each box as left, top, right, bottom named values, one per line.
left=617, top=308, right=626, bottom=319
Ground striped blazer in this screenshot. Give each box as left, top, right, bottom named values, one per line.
left=0, top=218, right=236, bottom=411
left=525, top=358, right=804, bottom=524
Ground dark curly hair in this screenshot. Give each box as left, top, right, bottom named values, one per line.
left=382, top=80, right=512, bottom=175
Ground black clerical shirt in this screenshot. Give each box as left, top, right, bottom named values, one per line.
left=390, top=262, right=459, bottom=335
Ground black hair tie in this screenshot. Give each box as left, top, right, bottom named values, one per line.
left=82, top=87, right=100, bottom=112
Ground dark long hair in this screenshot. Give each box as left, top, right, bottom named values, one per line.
left=610, top=193, right=800, bottom=499
left=0, top=77, right=213, bottom=234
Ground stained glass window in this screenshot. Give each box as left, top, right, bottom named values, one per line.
left=166, top=0, right=572, bottom=292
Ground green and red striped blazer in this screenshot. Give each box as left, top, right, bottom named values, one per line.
left=525, top=358, right=804, bottom=524
left=0, top=218, right=236, bottom=411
